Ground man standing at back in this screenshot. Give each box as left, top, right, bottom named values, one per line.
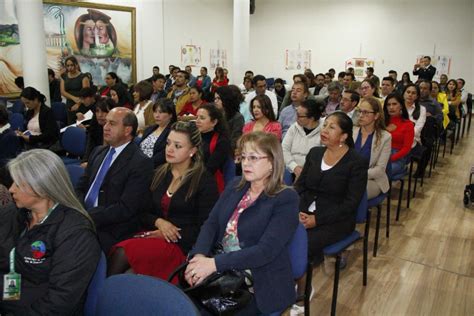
left=413, top=56, right=436, bottom=81
left=76, top=107, right=153, bottom=252
left=244, top=75, right=279, bottom=117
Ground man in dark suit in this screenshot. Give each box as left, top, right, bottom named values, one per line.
left=76, top=107, right=153, bottom=252
left=413, top=56, right=436, bottom=81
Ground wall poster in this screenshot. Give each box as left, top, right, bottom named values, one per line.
left=285, top=49, right=311, bottom=71
left=181, top=45, right=201, bottom=67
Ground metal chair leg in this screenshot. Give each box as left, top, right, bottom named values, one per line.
left=331, top=255, right=341, bottom=316
left=373, top=205, right=381, bottom=257
left=407, top=161, right=413, bottom=209
left=396, top=179, right=404, bottom=221
left=363, top=210, right=370, bottom=286
left=386, top=199, right=390, bottom=238
left=304, top=262, right=312, bottom=316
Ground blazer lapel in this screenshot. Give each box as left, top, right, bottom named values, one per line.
left=89, top=146, right=109, bottom=186
left=105, top=142, right=136, bottom=180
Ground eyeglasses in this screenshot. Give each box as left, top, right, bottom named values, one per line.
left=359, top=110, right=375, bottom=115
left=240, top=154, right=268, bottom=163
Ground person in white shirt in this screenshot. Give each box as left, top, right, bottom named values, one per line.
left=244, top=75, right=278, bottom=118
left=457, top=78, right=469, bottom=115
left=403, top=84, right=426, bottom=146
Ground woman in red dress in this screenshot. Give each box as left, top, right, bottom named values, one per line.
left=211, top=66, right=229, bottom=95
left=108, top=121, right=219, bottom=282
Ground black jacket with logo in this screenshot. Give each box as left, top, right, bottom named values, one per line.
left=0, top=205, right=101, bottom=315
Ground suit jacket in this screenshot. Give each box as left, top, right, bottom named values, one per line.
left=190, top=179, right=299, bottom=313
left=76, top=142, right=153, bottom=251
left=295, top=147, right=367, bottom=227
left=25, top=104, right=59, bottom=147
left=413, top=65, right=436, bottom=81
left=0, top=126, right=20, bottom=167
left=139, top=124, right=171, bottom=168
left=352, top=127, right=391, bottom=193
left=140, top=169, right=219, bottom=253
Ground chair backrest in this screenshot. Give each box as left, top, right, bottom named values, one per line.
left=11, top=100, right=24, bottom=114
left=355, top=191, right=369, bottom=224
left=223, top=158, right=236, bottom=186
left=283, top=168, right=293, bottom=186
left=51, top=102, right=68, bottom=125
left=288, top=223, right=308, bottom=279
left=95, top=274, right=200, bottom=316
left=66, top=164, right=85, bottom=188
left=9, top=113, right=25, bottom=131
left=61, top=127, right=87, bottom=156
left=84, top=252, right=106, bottom=316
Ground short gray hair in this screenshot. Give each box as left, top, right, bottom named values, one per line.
left=7, top=149, right=93, bottom=225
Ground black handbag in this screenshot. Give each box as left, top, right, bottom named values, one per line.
left=168, top=246, right=253, bottom=315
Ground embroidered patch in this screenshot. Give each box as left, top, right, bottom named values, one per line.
left=31, top=241, right=46, bottom=259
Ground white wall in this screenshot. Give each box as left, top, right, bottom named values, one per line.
left=85, top=0, right=473, bottom=90
left=249, top=0, right=474, bottom=89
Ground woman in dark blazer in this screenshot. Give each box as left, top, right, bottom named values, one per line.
left=15, top=87, right=59, bottom=150
left=108, top=121, right=219, bottom=281
left=185, top=132, right=299, bottom=315
left=293, top=111, right=367, bottom=314
left=139, top=99, right=177, bottom=168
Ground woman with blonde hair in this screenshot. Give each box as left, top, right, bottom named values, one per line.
left=354, top=97, right=392, bottom=199
left=1, top=149, right=100, bottom=315
left=185, top=131, right=299, bottom=315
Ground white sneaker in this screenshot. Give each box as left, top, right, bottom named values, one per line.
left=289, top=287, right=315, bottom=315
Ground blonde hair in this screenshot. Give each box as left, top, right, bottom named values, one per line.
left=359, top=96, right=386, bottom=148
left=237, top=132, right=286, bottom=196
left=151, top=121, right=205, bottom=200
left=7, top=149, right=93, bottom=225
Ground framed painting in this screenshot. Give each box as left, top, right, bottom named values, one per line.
left=43, top=0, right=136, bottom=87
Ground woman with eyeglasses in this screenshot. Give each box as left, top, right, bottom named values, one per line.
left=292, top=112, right=367, bottom=315
left=185, top=132, right=299, bottom=315
left=61, top=56, right=90, bottom=124
left=353, top=97, right=391, bottom=199
left=360, top=79, right=383, bottom=106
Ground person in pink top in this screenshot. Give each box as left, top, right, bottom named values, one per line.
left=243, top=94, right=282, bottom=140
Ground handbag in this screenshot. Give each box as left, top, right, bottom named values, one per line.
left=168, top=245, right=253, bottom=315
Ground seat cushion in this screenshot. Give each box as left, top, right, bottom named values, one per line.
left=323, top=231, right=361, bottom=256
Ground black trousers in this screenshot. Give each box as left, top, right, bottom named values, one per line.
left=307, top=220, right=355, bottom=264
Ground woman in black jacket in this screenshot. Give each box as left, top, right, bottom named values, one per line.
left=15, top=87, right=59, bottom=150
left=108, top=121, right=219, bottom=281
left=1, top=149, right=100, bottom=315
left=139, top=98, right=177, bottom=168
left=292, top=112, right=367, bottom=314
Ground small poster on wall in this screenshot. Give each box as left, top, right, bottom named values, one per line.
left=416, top=55, right=451, bottom=81
left=345, top=58, right=374, bottom=80
left=181, top=45, right=201, bottom=66
left=210, top=48, right=227, bottom=69
left=285, top=49, right=311, bottom=70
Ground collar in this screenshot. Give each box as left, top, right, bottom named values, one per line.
left=0, top=123, right=11, bottom=134
left=111, top=141, right=131, bottom=157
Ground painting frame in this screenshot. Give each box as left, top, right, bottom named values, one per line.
left=43, top=0, right=136, bottom=86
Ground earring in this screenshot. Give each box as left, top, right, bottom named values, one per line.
left=339, top=142, right=343, bottom=148
left=190, top=154, right=194, bottom=157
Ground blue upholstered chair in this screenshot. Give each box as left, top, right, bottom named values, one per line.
left=9, top=113, right=25, bottom=131
left=322, top=192, right=369, bottom=316
left=66, top=164, right=85, bottom=189
left=84, top=252, right=106, bottom=316
left=61, top=127, right=87, bottom=165
left=95, top=274, right=200, bottom=316
left=223, top=158, right=236, bottom=186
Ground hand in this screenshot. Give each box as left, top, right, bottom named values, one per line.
left=133, top=230, right=164, bottom=239
left=185, top=256, right=216, bottom=286
left=80, top=162, right=88, bottom=168
left=426, top=112, right=432, bottom=117
left=76, top=113, right=85, bottom=121
left=293, top=166, right=303, bottom=178
left=299, top=212, right=316, bottom=229
left=70, top=103, right=80, bottom=111
left=155, top=218, right=181, bottom=243
left=414, top=63, right=420, bottom=69
left=386, top=123, right=397, bottom=132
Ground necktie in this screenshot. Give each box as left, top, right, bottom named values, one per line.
left=84, top=148, right=116, bottom=209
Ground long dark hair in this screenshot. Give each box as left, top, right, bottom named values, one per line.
left=216, top=85, right=241, bottom=119
left=446, top=79, right=459, bottom=98
left=403, top=83, right=421, bottom=120
left=21, top=87, right=47, bottom=106
left=250, top=94, right=276, bottom=121
left=198, top=103, right=229, bottom=138
left=110, top=84, right=130, bottom=107
left=326, top=112, right=355, bottom=148
left=153, top=98, right=177, bottom=125
left=383, top=92, right=409, bottom=125
left=151, top=121, right=204, bottom=200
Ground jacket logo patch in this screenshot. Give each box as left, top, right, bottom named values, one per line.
left=31, top=241, right=46, bottom=259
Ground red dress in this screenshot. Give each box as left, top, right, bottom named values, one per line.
left=112, top=193, right=186, bottom=283
left=178, top=101, right=201, bottom=116
left=388, top=116, right=414, bottom=162
left=211, top=78, right=229, bottom=94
